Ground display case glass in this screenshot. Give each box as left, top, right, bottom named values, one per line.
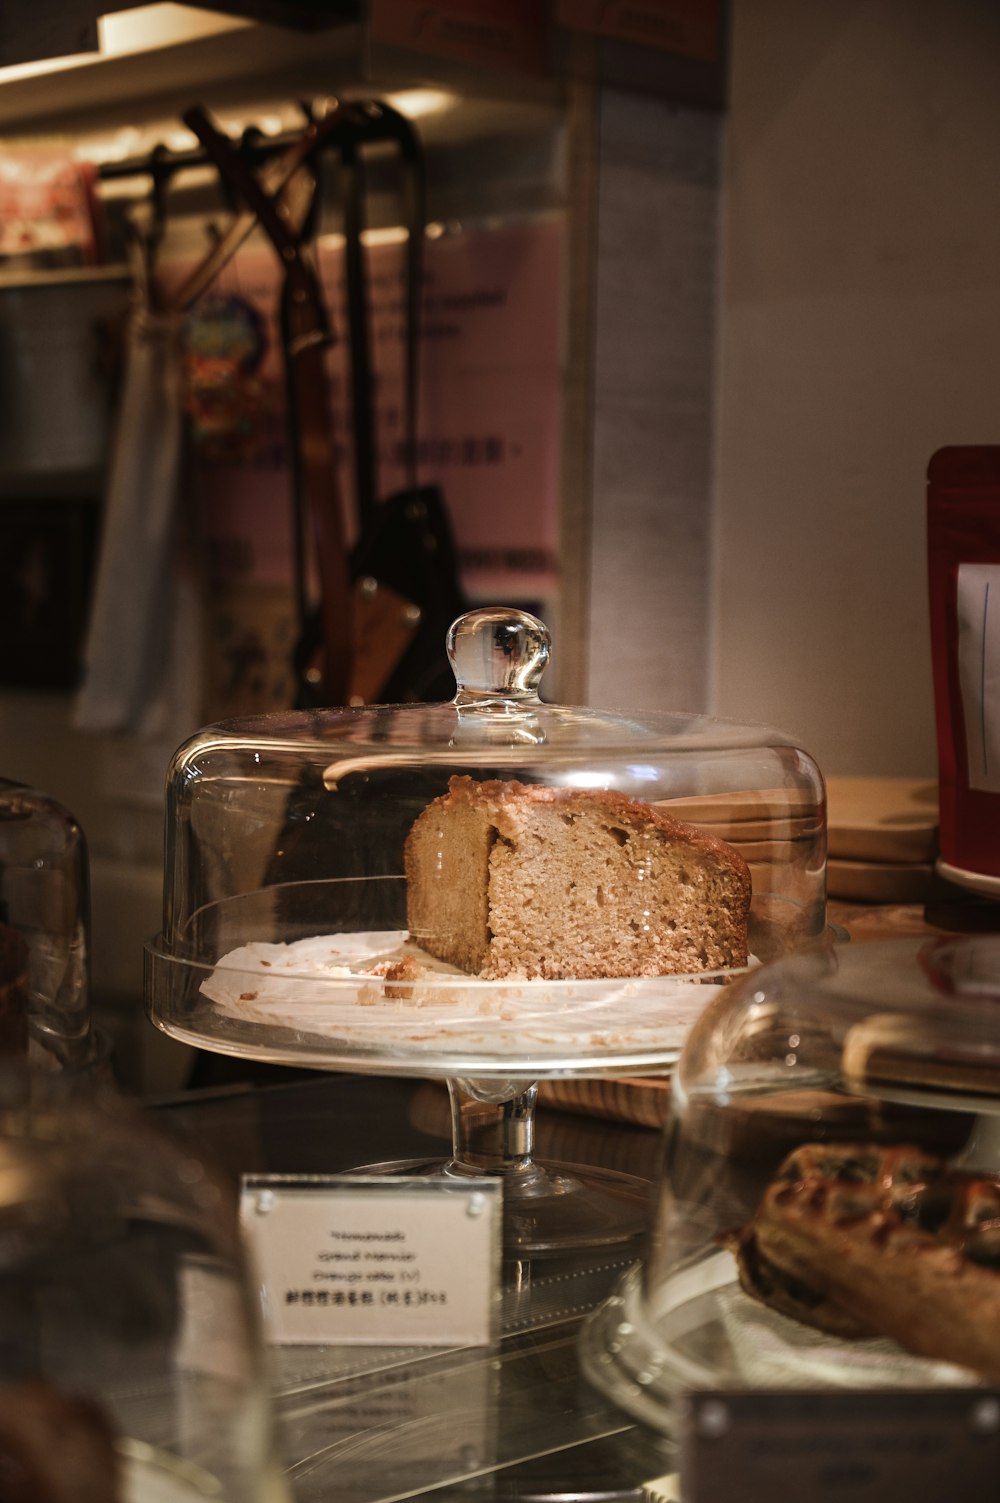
left=581, top=934, right=1000, bottom=1432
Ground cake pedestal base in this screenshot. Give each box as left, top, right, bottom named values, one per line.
left=351, top=1077, right=651, bottom=1257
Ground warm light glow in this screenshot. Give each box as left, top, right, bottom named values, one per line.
left=0, top=51, right=97, bottom=86
left=99, top=2, right=252, bottom=53
left=0, top=3, right=251, bottom=87
left=317, top=227, right=411, bottom=251
left=384, top=88, right=458, bottom=121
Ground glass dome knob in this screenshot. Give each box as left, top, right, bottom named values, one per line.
left=448, top=608, right=551, bottom=702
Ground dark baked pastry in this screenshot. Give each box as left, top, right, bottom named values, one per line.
left=0, top=1378, right=122, bottom=1502
left=727, top=1142, right=1000, bottom=1379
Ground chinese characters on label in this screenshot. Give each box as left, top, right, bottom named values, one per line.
left=240, top=1176, right=501, bottom=1346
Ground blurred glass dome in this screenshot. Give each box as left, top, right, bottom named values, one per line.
left=0, top=1067, right=289, bottom=1501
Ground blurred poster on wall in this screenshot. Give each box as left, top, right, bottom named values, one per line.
left=369, top=0, right=546, bottom=76
left=174, top=214, right=563, bottom=716
left=555, top=0, right=722, bottom=63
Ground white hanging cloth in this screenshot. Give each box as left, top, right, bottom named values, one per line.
left=73, top=221, right=184, bottom=734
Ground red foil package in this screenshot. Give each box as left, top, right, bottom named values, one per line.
left=928, top=446, right=1000, bottom=880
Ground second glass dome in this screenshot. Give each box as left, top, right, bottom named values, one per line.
left=582, top=934, right=1000, bottom=1432
left=146, top=608, right=827, bottom=1078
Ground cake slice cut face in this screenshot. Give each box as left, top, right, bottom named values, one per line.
left=404, top=777, right=752, bottom=980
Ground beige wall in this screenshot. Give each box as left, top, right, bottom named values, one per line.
left=711, top=0, right=1000, bottom=775
left=586, top=89, right=721, bottom=715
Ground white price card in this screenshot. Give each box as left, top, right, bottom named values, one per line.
left=239, top=1175, right=502, bottom=1347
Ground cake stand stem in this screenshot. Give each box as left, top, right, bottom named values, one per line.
left=447, top=1078, right=539, bottom=1174
left=444, top=1078, right=651, bottom=1257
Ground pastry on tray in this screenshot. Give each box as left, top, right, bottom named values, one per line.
left=405, top=776, right=752, bottom=980
left=727, top=1142, right=1000, bottom=1380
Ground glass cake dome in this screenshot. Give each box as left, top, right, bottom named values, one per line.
left=0, top=1068, right=289, bottom=1501
left=580, top=934, right=1000, bottom=1434
left=145, top=608, right=827, bottom=1079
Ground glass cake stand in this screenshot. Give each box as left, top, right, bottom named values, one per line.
left=145, top=877, right=748, bottom=1254
left=146, top=608, right=828, bottom=1258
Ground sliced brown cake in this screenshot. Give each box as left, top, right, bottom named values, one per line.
left=404, top=776, right=752, bottom=980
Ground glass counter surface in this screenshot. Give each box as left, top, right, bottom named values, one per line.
left=149, top=1072, right=674, bottom=1503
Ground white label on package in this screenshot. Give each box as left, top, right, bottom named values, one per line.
left=957, top=562, right=1000, bottom=792
left=239, top=1175, right=502, bottom=1347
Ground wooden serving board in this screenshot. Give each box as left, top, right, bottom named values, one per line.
left=541, top=905, right=961, bottom=1130
left=826, top=776, right=939, bottom=864
left=828, top=857, right=935, bottom=904
left=656, top=787, right=819, bottom=841
left=539, top=1076, right=671, bottom=1130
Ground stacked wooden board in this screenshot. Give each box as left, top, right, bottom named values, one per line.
left=655, top=785, right=821, bottom=880
left=657, top=777, right=940, bottom=903
left=825, top=776, right=939, bottom=903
